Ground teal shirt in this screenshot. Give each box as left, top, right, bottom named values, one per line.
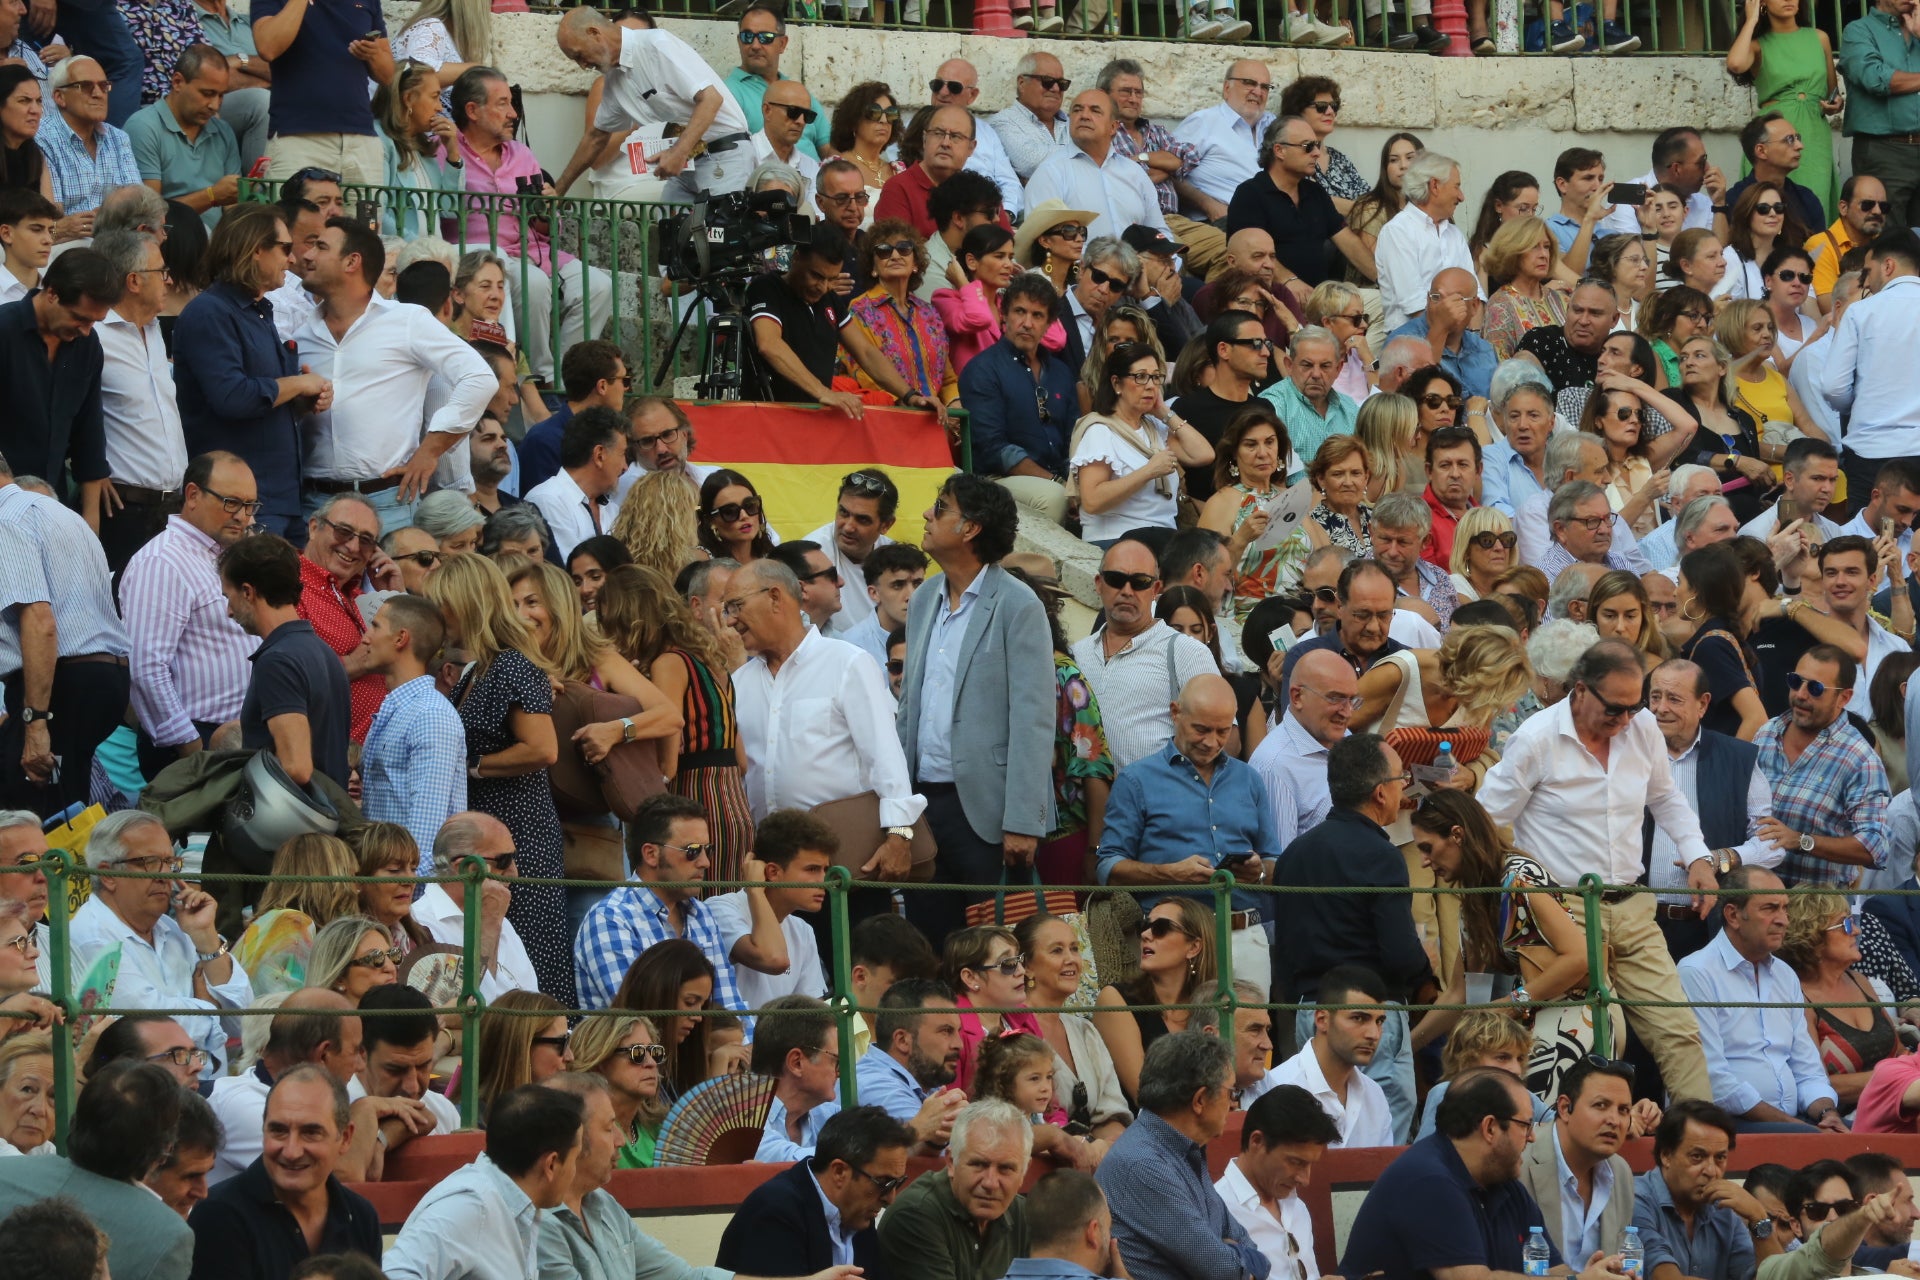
left=1840, top=8, right=1920, bottom=136
left=1258, top=376, right=1358, bottom=482
left=724, top=67, right=831, bottom=160
left=123, top=99, right=241, bottom=229
left=193, top=0, right=258, bottom=58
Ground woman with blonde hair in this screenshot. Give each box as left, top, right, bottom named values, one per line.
left=1714, top=301, right=1828, bottom=461
left=571, top=1012, right=671, bottom=1168
left=1304, top=280, right=1373, bottom=400
left=1092, top=898, right=1216, bottom=1104
left=1356, top=392, right=1421, bottom=502
left=1481, top=216, right=1567, bottom=360
left=427, top=554, right=572, bottom=1005
left=389, top=0, right=492, bottom=101
left=1449, top=507, right=1517, bottom=603
left=595, top=564, right=754, bottom=887
left=354, top=822, right=432, bottom=954
left=1780, top=890, right=1904, bottom=1110
left=1587, top=569, right=1668, bottom=668
left=611, top=470, right=702, bottom=585
left=308, top=917, right=401, bottom=1002
left=0, top=1031, right=54, bottom=1155
left=474, top=989, right=573, bottom=1123
left=234, top=834, right=363, bottom=996
left=374, top=61, right=460, bottom=237
left=1412, top=1008, right=1545, bottom=1140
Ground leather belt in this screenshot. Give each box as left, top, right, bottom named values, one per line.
left=1229, top=909, right=1260, bottom=931
left=59, top=653, right=128, bottom=667
left=1861, top=132, right=1920, bottom=145
left=704, top=131, right=751, bottom=154
left=1599, top=889, right=1635, bottom=904
left=306, top=474, right=402, bottom=496
left=1655, top=903, right=1700, bottom=922
left=112, top=483, right=181, bottom=507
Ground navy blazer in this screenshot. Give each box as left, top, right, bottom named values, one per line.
left=715, top=1160, right=883, bottom=1279
left=1867, top=877, right=1920, bottom=980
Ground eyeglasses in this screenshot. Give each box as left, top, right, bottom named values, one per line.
left=863, top=103, right=901, bottom=122
left=1826, top=914, right=1858, bottom=936
left=1086, top=265, right=1133, bottom=292
left=59, top=78, right=111, bottom=95
left=1752, top=201, right=1786, bottom=216
left=1855, top=199, right=1888, bottom=212
left=1468, top=531, right=1518, bottom=552
left=773, top=103, right=820, bottom=124
left=1020, top=74, right=1072, bottom=92
left=929, top=78, right=969, bottom=96
left=1226, top=76, right=1272, bottom=93
left=721, top=587, right=777, bottom=619
left=975, top=957, right=1025, bottom=976
left=632, top=424, right=683, bottom=451
left=1117, top=370, right=1161, bottom=386
left=0, top=932, right=31, bottom=958
left=320, top=517, right=380, bottom=551
left=1294, top=684, right=1365, bottom=712
left=1044, top=222, right=1088, bottom=241
left=1419, top=393, right=1463, bottom=411
left=737, top=29, right=780, bottom=43
left=197, top=485, right=263, bottom=516
left=1773, top=269, right=1812, bottom=284
left=872, top=239, right=917, bottom=260
left=1680, top=310, right=1714, bottom=324
left=926, top=127, right=974, bottom=144
left=1560, top=514, right=1612, bottom=533
left=1803, top=1199, right=1858, bottom=1221
left=148, top=1046, right=209, bottom=1069
left=1493, top=1114, right=1538, bottom=1139
left=1785, top=671, right=1831, bottom=699
left=1224, top=336, right=1274, bottom=353
left=615, top=1042, right=668, bottom=1065
left=398, top=550, right=443, bottom=569
left=1608, top=405, right=1639, bottom=422
left=818, top=190, right=871, bottom=208
left=1578, top=682, right=1645, bottom=719
left=1325, top=311, right=1367, bottom=326
left=289, top=167, right=343, bottom=185
left=885, top=658, right=905, bottom=675
left=347, top=946, right=404, bottom=969
left=1099, top=569, right=1156, bottom=592
left=114, top=854, right=186, bottom=875
left=1388, top=770, right=1415, bottom=787
left=1274, top=139, right=1323, bottom=154
left=271, top=240, right=296, bottom=254
left=853, top=1166, right=909, bottom=1196
left=532, top=1031, right=572, bottom=1052
left=1308, top=99, right=1340, bottom=112
left=711, top=496, right=764, bottom=523
left=842, top=471, right=889, bottom=496
left=796, top=564, right=842, bottom=585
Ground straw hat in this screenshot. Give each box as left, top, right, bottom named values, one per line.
left=1012, top=198, right=1098, bottom=268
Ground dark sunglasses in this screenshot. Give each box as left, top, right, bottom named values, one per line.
left=1087, top=265, right=1133, bottom=291
left=289, top=166, right=343, bottom=185
left=1225, top=336, right=1275, bottom=353
left=1469, top=531, right=1518, bottom=551
left=1752, top=201, right=1786, bottom=216
left=1854, top=198, right=1888, bottom=212
left=797, top=564, right=842, bottom=585
left=1309, top=98, right=1340, bottom=112
left=1772, top=269, right=1812, bottom=284
left=1021, top=73, right=1072, bottom=92
left=1100, top=569, right=1156, bottom=592
left=1141, top=917, right=1193, bottom=939
left=872, top=239, right=917, bottom=259
left=1045, top=222, right=1089, bottom=241
left=774, top=103, right=820, bottom=124
left=737, top=29, right=780, bottom=43
left=399, top=550, right=443, bottom=568
left=1785, top=670, right=1832, bottom=699
left=929, top=78, right=968, bottom=96
left=479, top=852, right=517, bottom=873
left=615, top=1042, right=668, bottom=1065
left=1608, top=405, right=1639, bottom=422
left=885, top=659, right=904, bottom=675
left=347, top=946, right=404, bottom=969
left=1803, top=1199, right=1858, bottom=1221
left=1582, top=1053, right=1636, bottom=1080
left=1420, top=393, right=1463, bottom=411
left=1579, top=682, right=1644, bottom=719
left=532, top=1032, right=572, bottom=1052
left=711, top=495, right=764, bottom=523
left=863, top=103, right=901, bottom=122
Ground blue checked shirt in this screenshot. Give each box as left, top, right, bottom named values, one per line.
left=573, top=885, right=749, bottom=1012
left=1099, top=1111, right=1270, bottom=1280
left=360, top=674, right=468, bottom=874
left=37, top=110, right=141, bottom=214
left=1754, top=712, right=1892, bottom=886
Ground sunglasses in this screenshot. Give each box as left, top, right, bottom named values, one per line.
left=929, top=78, right=969, bottom=96
left=320, top=517, right=380, bottom=551
left=1752, top=201, right=1786, bottom=216
left=1469, top=531, right=1518, bottom=551
left=1045, top=222, right=1088, bottom=241
left=1579, top=682, right=1644, bottom=718
left=1773, top=269, right=1812, bottom=284
left=1307, top=585, right=1340, bottom=605
left=399, top=550, right=443, bottom=568
left=479, top=852, right=517, bottom=873
left=662, top=842, right=715, bottom=860
left=1420, top=393, right=1463, bottom=411
left=797, top=564, right=842, bottom=585
left=773, top=103, right=820, bottom=124
left=737, top=29, right=780, bottom=43
left=1087, top=265, right=1133, bottom=291
left=1225, top=336, right=1275, bottom=353
left=975, top=957, right=1024, bottom=976
left=1326, top=311, right=1366, bottom=326
left=347, top=946, right=404, bottom=969
left=1855, top=198, right=1888, bottom=212
left=885, top=658, right=904, bottom=675
left=1826, top=914, right=1858, bottom=936
left=1309, top=99, right=1340, bottom=112
left=1100, top=569, right=1156, bottom=592
left=1803, top=1199, right=1858, bottom=1221
left=1608, top=405, right=1639, bottom=422
left=853, top=1166, right=909, bottom=1196
left=863, top=103, right=901, bottom=122
left=1581, top=1053, right=1636, bottom=1080
left=1034, top=385, right=1054, bottom=424
left=615, top=1042, right=668, bottom=1065
left=289, top=167, right=343, bottom=185
left=1141, top=917, right=1193, bottom=939
left=1274, top=139, right=1323, bottom=154
left=711, top=495, right=764, bottom=523
left=1021, top=74, right=1072, bottom=92
left=532, top=1032, right=572, bottom=1052
left=1785, top=670, right=1832, bottom=699
left=872, top=239, right=917, bottom=259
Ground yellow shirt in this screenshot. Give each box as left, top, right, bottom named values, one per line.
left=1806, top=219, right=1857, bottom=299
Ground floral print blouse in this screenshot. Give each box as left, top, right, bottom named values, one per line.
left=1227, top=484, right=1311, bottom=622
left=843, top=285, right=958, bottom=404
left=1311, top=501, right=1372, bottom=555
left=1050, top=654, right=1115, bottom=839
left=1312, top=146, right=1369, bottom=203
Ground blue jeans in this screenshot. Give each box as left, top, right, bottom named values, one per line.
left=301, top=484, right=417, bottom=535
left=1295, top=1004, right=1415, bottom=1143
left=56, top=0, right=144, bottom=126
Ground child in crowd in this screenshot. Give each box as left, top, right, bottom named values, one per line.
left=974, top=1031, right=1105, bottom=1170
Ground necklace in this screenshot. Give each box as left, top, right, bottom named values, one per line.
left=852, top=151, right=887, bottom=181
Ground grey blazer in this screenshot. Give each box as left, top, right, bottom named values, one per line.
left=896, top=563, right=1056, bottom=844
left=1518, top=1118, right=1636, bottom=1263
left=0, top=1155, right=193, bottom=1280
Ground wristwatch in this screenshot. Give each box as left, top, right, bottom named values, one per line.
left=885, top=825, right=915, bottom=842
left=196, top=935, right=229, bottom=964
left=18, top=707, right=51, bottom=724
left=1714, top=848, right=1739, bottom=876
left=620, top=716, right=636, bottom=743
left=1799, top=832, right=1816, bottom=853
left=1751, top=1217, right=1775, bottom=1241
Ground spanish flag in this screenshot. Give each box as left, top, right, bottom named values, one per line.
left=686, top=403, right=956, bottom=546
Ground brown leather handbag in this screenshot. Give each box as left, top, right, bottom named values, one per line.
left=808, top=791, right=937, bottom=883
left=547, top=681, right=667, bottom=823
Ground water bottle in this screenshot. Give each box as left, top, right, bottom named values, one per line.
left=1523, top=1227, right=1551, bottom=1277
left=1435, top=739, right=1458, bottom=784
left=1621, top=1226, right=1645, bottom=1280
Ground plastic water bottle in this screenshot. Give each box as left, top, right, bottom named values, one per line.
left=1523, top=1227, right=1551, bottom=1277
left=1621, top=1226, right=1645, bottom=1280
left=1435, top=739, right=1458, bottom=784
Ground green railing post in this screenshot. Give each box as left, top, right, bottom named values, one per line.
left=45, top=848, right=75, bottom=1154
left=827, top=865, right=858, bottom=1108
left=1576, top=873, right=1613, bottom=1057
left=457, top=854, right=487, bottom=1129
left=1210, top=870, right=1235, bottom=1009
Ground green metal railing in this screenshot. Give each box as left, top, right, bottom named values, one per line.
left=14, top=855, right=1901, bottom=1152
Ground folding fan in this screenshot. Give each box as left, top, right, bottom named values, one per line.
left=654, top=1073, right=777, bottom=1166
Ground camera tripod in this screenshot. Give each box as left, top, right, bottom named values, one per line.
left=657, top=271, right=771, bottom=402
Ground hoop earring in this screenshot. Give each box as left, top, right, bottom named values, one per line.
left=1680, top=597, right=1703, bottom=623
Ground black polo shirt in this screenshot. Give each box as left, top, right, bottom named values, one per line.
left=1223, top=170, right=1346, bottom=286
left=1170, top=386, right=1255, bottom=502
left=1340, top=1132, right=1561, bottom=1280
left=1517, top=325, right=1599, bottom=395
left=745, top=270, right=845, bottom=403
left=240, top=619, right=351, bottom=787
left=186, top=1158, right=382, bottom=1280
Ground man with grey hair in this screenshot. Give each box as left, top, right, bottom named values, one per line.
left=0, top=811, right=51, bottom=991
left=1099, top=1032, right=1263, bottom=1280
left=1226, top=115, right=1373, bottom=303
left=1638, top=466, right=1724, bottom=572
left=41, top=56, right=141, bottom=215
left=727, top=558, right=924, bottom=909
left=92, top=228, right=186, bottom=571
left=1259, top=326, right=1357, bottom=466
left=1527, top=618, right=1599, bottom=701
left=1374, top=335, right=1431, bottom=396
left=1515, top=432, right=1653, bottom=574
left=69, top=808, right=253, bottom=1075
left=410, top=811, right=536, bottom=999
left=988, top=51, right=1071, bottom=184
left=1658, top=493, right=1741, bottom=585
left=1539, top=480, right=1637, bottom=579
left=1171, top=60, right=1275, bottom=224
left=1370, top=491, right=1456, bottom=629
left=1059, top=235, right=1138, bottom=372
left=92, top=182, right=171, bottom=240
left=880, top=1100, right=1031, bottom=1280
left=1374, top=150, right=1478, bottom=331
left=1546, top=563, right=1608, bottom=623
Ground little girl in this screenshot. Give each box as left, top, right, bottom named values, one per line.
left=974, top=1033, right=1105, bottom=1170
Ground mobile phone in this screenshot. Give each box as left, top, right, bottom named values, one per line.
left=356, top=199, right=378, bottom=230
left=365, top=29, right=381, bottom=40
left=247, top=156, right=271, bottom=180
left=1220, top=852, right=1255, bottom=866
left=1884, top=517, right=1897, bottom=539
left=1609, top=182, right=1648, bottom=205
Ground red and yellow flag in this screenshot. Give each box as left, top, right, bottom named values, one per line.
left=686, top=403, right=955, bottom=546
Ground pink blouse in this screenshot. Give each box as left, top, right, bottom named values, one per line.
left=932, top=279, right=1068, bottom=378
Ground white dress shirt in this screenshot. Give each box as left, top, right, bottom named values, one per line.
left=1737, top=500, right=1843, bottom=542
left=1479, top=699, right=1710, bottom=886
left=1677, top=929, right=1834, bottom=1118
left=733, top=626, right=926, bottom=827
left=121, top=515, right=259, bottom=747
left=964, top=119, right=1024, bottom=219
left=294, top=297, right=496, bottom=482
left=1172, top=101, right=1272, bottom=208
left=1022, top=143, right=1169, bottom=239
left=0, top=269, right=34, bottom=305
left=95, top=308, right=186, bottom=490
left=803, top=521, right=894, bottom=634
left=266, top=275, right=316, bottom=342
left=706, top=889, right=826, bottom=1009
left=913, top=573, right=982, bottom=784
left=1373, top=202, right=1481, bottom=331
left=385, top=1153, right=543, bottom=1280
left=68, top=896, right=254, bottom=1073
left=527, top=467, right=621, bottom=562
left=410, top=883, right=538, bottom=1000
left=594, top=27, right=749, bottom=138
left=1822, top=274, right=1920, bottom=460
left=1790, top=330, right=1844, bottom=444
left=346, top=1074, right=464, bottom=1134
left=1838, top=505, right=1913, bottom=579
left=752, top=131, right=819, bottom=203
left=1216, top=1156, right=1320, bottom=1280
left=1243, top=1040, right=1394, bottom=1147
left=1650, top=731, right=1779, bottom=903
left=208, top=1069, right=269, bottom=1184
left=1248, top=712, right=1338, bottom=850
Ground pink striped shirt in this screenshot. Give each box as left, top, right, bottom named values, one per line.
left=122, top=515, right=259, bottom=747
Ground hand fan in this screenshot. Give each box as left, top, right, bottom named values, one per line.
left=654, top=1073, right=777, bottom=1166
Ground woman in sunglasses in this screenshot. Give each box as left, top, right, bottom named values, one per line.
left=474, top=989, right=574, bottom=1122
left=571, top=1012, right=669, bottom=1168
left=309, top=916, right=403, bottom=1003
left=1577, top=385, right=1663, bottom=536
left=1448, top=508, right=1518, bottom=603
left=614, top=939, right=748, bottom=1104
left=1305, top=281, right=1375, bottom=400
left=828, top=82, right=902, bottom=229
left=1069, top=342, right=1214, bottom=547
left=1721, top=183, right=1810, bottom=303
left=1637, top=285, right=1716, bottom=390
left=1779, top=889, right=1903, bottom=1116
left=1760, top=246, right=1825, bottom=374
left=1200, top=405, right=1326, bottom=622
left=233, top=833, right=365, bottom=997
left=1016, top=201, right=1093, bottom=296
left=697, top=469, right=775, bottom=564
left=1091, top=899, right=1215, bottom=1105
left=1403, top=365, right=1463, bottom=458
left=841, top=219, right=958, bottom=413
left=1676, top=541, right=1769, bottom=740
left=944, top=925, right=1042, bottom=1096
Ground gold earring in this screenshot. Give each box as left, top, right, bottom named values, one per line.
left=1043, top=250, right=1054, bottom=278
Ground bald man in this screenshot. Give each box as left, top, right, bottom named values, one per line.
left=1024, top=89, right=1168, bottom=240
left=1249, top=648, right=1356, bottom=849
left=411, top=811, right=540, bottom=1000
left=1386, top=266, right=1497, bottom=399
left=928, top=57, right=1022, bottom=218
left=754, top=80, right=822, bottom=199
left=1096, top=674, right=1280, bottom=997
left=1194, top=227, right=1306, bottom=348
left=207, top=989, right=366, bottom=1185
